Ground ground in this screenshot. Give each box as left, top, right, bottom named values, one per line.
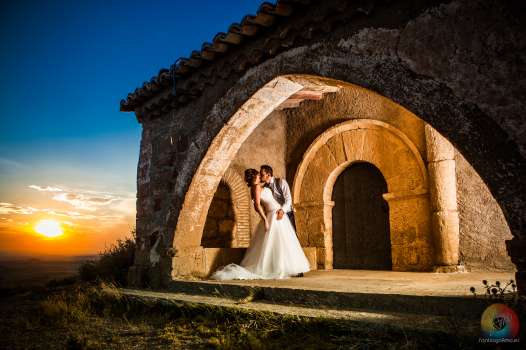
left=0, top=258, right=523, bottom=349
left=0, top=282, right=496, bottom=350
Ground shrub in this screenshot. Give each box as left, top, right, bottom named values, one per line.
left=78, top=227, right=136, bottom=286
left=46, top=276, right=79, bottom=288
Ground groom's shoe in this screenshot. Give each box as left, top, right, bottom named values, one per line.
left=293, top=272, right=304, bottom=277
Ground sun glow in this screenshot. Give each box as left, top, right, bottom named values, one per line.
left=34, top=219, right=64, bottom=238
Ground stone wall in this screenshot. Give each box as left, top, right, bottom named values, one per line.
left=455, top=149, right=515, bottom=271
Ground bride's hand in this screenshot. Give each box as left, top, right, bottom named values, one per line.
left=264, top=220, right=269, bottom=231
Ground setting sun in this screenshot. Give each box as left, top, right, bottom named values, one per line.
left=34, top=219, right=64, bottom=238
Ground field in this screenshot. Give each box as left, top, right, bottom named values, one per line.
left=0, top=255, right=96, bottom=290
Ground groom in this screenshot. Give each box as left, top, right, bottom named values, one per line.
left=259, top=165, right=296, bottom=230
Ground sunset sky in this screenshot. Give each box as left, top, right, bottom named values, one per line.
left=0, top=0, right=258, bottom=257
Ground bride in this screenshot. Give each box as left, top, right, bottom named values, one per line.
left=210, top=168, right=310, bottom=280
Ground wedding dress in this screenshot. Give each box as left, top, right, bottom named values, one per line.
left=210, top=187, right=310, bottom=280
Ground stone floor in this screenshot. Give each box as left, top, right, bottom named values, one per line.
left=191, top=269, right=516, bottom=297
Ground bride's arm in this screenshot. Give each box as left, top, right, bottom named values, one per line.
left=251, top=185, right=269, bottom=231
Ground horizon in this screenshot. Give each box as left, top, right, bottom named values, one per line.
left=0, top=251, right=98, bottom=261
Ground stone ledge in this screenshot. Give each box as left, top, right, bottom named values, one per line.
left=162, top=278, right=494, bottom=319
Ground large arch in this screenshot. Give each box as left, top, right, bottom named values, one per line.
left=170, top=75, right=342, bottom=277
left=172, top=76, right=302, bottom=250
left=292, top=119, right=432, bottom=271
left=168, top=73, right=520, bottom=282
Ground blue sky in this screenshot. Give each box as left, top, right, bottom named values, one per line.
left=0, top=0, right=263, bottom=255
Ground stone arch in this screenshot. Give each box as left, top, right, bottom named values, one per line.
left=170, top=75, right=344, bottom=277
left=168, top=67, right=522, bottom=283
left=172, top=76, right=304, bottom=253
left=169, top=77, right=304, bottom=277
left=292, top=119, right=433, bottom=271
left=220, top=168, right=251, bottom=247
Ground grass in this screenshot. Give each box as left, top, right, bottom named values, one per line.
left=1, top=280, right=509, bottom=350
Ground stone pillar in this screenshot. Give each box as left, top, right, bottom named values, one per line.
left=425, top=125, right=462, bottom=272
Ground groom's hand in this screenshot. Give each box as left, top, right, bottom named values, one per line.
left=276, top=209, right=284, bottom=220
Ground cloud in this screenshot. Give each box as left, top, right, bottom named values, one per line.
left=0, top=202, right=125, bottom=222
left=51, top=192, right=114, bottom=211
left=0, top=185, right=136, bottom=230
left=0, top=202, right=40, bottom=215
left=29, top=184, right=134, bottom=212
left=28, top=185, right=63, bottom=192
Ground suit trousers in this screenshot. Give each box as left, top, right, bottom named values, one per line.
left=287, top=211, right=296, bottom=231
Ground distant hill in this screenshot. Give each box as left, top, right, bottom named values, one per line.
left=0, top=254, right=99, bottom=289
left=0, top=253, right=99, bottom=262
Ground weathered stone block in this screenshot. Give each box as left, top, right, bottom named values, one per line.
left=208, top=200, right=228, bottom=218
left=302, top=247, right=317, bottom=270
left=431, top=211, right=460, bottom=266
left=218, top=219, right=235, bottom=234
left=203, top=248, right=246, bottom=276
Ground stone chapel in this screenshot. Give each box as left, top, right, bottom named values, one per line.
left=120, top=0, right=525, bottom=294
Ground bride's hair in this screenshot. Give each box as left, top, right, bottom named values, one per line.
left=244, top=168, right=259, bottom=187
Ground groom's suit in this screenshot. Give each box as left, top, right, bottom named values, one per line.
left=265, top=176, right=296, bottom=229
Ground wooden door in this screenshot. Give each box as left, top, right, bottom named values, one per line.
left=332, top=162, right=391, bottom=269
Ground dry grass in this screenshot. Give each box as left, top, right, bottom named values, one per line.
left=0, top=281, right=494, bottom=350
left=78, top=230, right=136, bottom=286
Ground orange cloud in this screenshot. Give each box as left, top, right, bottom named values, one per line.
left=0, top=184, right=136, bottom=256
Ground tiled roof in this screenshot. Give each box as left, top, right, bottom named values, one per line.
left=120, top=0, right=308, bottom=112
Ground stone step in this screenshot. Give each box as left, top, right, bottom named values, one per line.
left=164, top=279, right=493, bottom=320
left=119, top=287, right=481, bottom=338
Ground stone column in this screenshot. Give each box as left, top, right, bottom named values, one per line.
left=425, top=125, right=462, bottom=272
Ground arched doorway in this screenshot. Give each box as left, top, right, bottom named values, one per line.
left=332, top=162, right=391, bottom=269
left=201, top=168, right=252, bottom=248
left=293, top=118, right=432, bottom=272
left=201, top=182, right=235, bottom=247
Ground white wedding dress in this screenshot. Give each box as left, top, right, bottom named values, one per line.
left=210, top=187, right=310, bottom=280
